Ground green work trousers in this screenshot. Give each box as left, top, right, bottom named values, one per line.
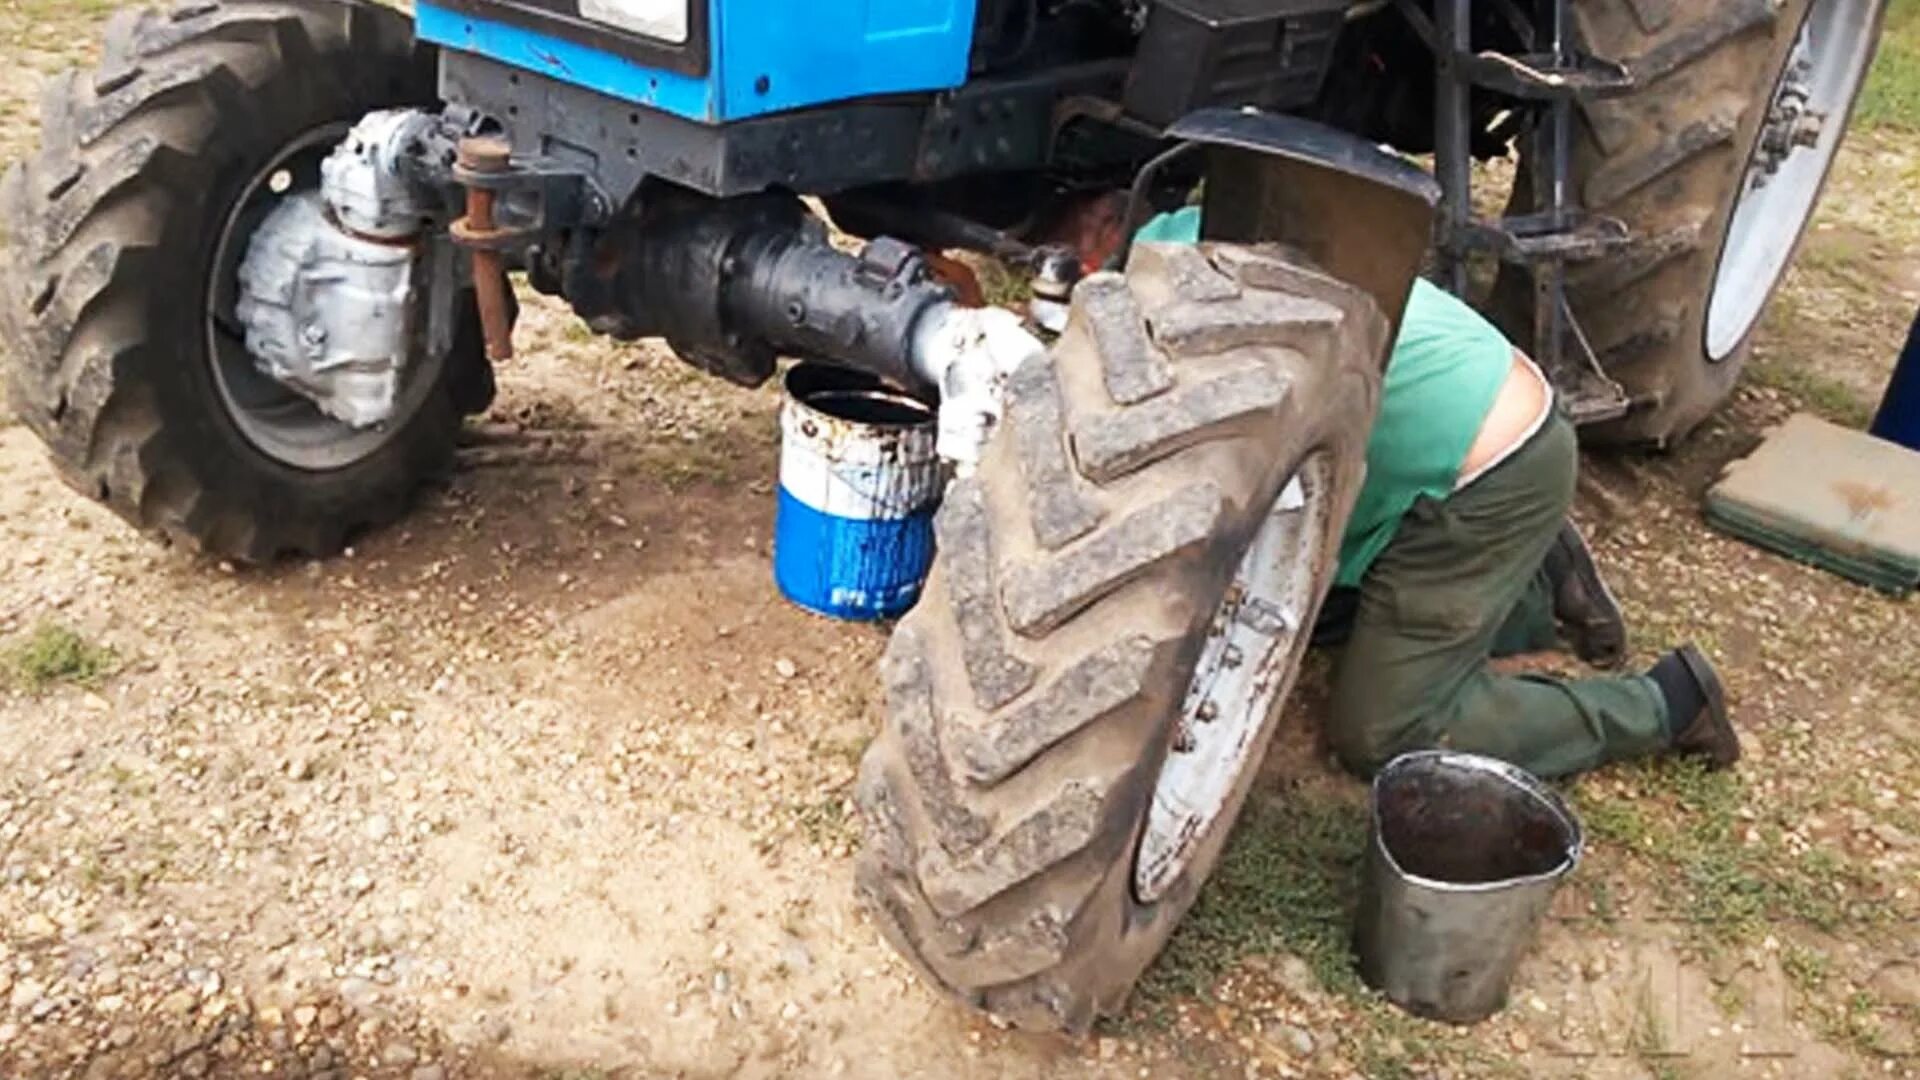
left=1329, top=413, right=1672, bottom=780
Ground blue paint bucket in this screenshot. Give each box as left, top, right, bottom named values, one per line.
left=774, top=364, right=943, bottom=621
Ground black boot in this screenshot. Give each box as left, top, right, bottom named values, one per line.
left=1648, top=645, right=1741, bottom=769
left=1545, top=522, right=1629, bottom=668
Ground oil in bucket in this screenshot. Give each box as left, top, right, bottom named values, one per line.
left=774, top=363, right=944, bottom=621
left=1354, top=750, right=1583, bottom=1024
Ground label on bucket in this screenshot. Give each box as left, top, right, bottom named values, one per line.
left=773, top=369, right=944, bottom=622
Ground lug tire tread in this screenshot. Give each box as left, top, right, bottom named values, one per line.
left=1514, top=0, right=1886, bottom=445
left=854, top=242, right=1388, bottom=1031
left=1, top=0, right=487, bottom=562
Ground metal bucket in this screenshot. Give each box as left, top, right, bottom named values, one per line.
left=773, top=363, right=943, bottom=621
left=1354, top=751, right=1583, bottom=1024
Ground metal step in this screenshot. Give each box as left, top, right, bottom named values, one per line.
left=1456, top=210, right=1631, bottom=267
left=1562, top=373, right=1633, bottom=427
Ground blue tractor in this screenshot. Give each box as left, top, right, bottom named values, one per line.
left=0, top=0, right=1885, bottom=1029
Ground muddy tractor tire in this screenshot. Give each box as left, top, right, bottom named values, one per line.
left=0, top=0, right=499, bottom=563
left=1527, top=0, right=1887, bottom=446
left=854, top=243, right=1389, bottom=1032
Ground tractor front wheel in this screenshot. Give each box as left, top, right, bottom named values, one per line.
left=0, top=0, right=498, bottom=562
left=855, top=242, right=1389, bottom=1031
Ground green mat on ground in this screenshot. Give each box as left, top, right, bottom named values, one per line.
left=1705, top=413, right=1920, bottom=596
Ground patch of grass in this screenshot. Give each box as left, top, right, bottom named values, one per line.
left=1782, top=942, right=1831, bottom=997
left=791, top=793, right=859, bottom=851
left=1138, top=786, right=1369, bottom=1006
left=973, top=257, right=1032, bottom=308
left=629, top=420, right=776, bottom=492
left=1121, top=786, right=1535, bottom=1073
left=1577, top=764, right=1764, bottom=936
left=1348, top=1015, right=1481, bottom=1080
left=1574, top=759, right=1893, bottom=950
left=1859, top=0, right=1920, bottom=131
left=2, top=621, right=115, bottom=692
left=809, top=734, right=870, bottom=773
left=1801, top=983, right=1904, bottom=1061
left=1748, top=353, right=1875, bottom=428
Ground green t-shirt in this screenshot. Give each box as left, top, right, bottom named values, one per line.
left=1335, top=278, right=1514, bottom=586
left=1131, top=211, right=1514, bottom=586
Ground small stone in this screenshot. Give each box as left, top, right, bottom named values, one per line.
left=1281, top=1025, right=1314, bottom=1057
left=781, top=1002, right=801, bottom=1021
left=780, top=940, right=814, bottom=974
left=1510, top=1029, right=1532, bottom=1053
left=1274, top=955, right=1319, bottom=1001
left=159, top=988, right=197, bottom=1017
left=411, top=1066, right=446, bottom=1080
left=339, top=978, right=377, bottom=1010
left=1873, top=824, right=1916, bottom=850
left=8, top=979, right=44, bottom=1011
left=774, top=658, right=798, bottom=680
left=383, top=1040, right=418, bottom=1066
left=712, top=971, right=731, bottom=996
left=286, top=757, right=315, bottom=782
left=292, top=1005, right=318, bottom=1029
left=20, top=913, right=55, bottom=939
left=345, top=873, right=374, bottom=898
left=180, top=1051, right=209, bottom=1078
left=711, top=942, right=730, bottom=962
left=363, top=815, right=393, bottom=843
left=1098, top=1038, right=1119, bottom=1060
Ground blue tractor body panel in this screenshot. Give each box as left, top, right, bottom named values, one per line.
left=415, top=0, right=978, bottom=124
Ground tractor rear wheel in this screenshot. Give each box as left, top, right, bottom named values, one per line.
left=854, top=243, right=1389, bottom=1031
left=0, top=0, right=498, bottom=563
left=1528, top=0, right=1886, bottom=446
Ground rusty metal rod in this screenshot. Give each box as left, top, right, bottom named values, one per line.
left=458, top=137, right=516, bottom=362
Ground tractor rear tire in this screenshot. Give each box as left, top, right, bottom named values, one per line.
left=854, top=243, right=1389, bottom=1032
left=0, top=0, right=498, bottom=563
left=1527, top=0, right=1886, bottom=446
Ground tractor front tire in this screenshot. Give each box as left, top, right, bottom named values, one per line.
left=0, top=0, right=497, bottom=563
left=855, top=243, right=1389, bottom=1031
left=1536, top=0, right=1887, bottom=446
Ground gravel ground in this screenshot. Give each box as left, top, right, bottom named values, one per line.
left=2, top=4, right=1920, bottom=1079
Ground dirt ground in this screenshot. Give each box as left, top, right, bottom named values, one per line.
left=3, top=3, right=1920, bottom=1079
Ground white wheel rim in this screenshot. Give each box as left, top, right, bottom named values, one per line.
left=1706, top=0, right=1880, bottom=361
left=1134, top=454, right=1335, bottom=904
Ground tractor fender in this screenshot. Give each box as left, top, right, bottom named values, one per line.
left=1172, top=109, right=1440, bottom=335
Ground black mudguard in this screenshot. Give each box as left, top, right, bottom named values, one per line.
left=1172, top=109, right=1440, bottom=333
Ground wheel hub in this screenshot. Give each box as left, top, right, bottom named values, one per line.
left=1134, top=455, right=1335, bottom=904
left=235, top=110, right=453, bottom=432
left=1752, top=55, right=1827, bottom=188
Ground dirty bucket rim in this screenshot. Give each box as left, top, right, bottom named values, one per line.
left=1368, top=750, right=1584, bottom=894
left=784, top=362, right=935, bottom=431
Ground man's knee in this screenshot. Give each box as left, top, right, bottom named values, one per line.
left=1327, top=686, right=1425, bottom=779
